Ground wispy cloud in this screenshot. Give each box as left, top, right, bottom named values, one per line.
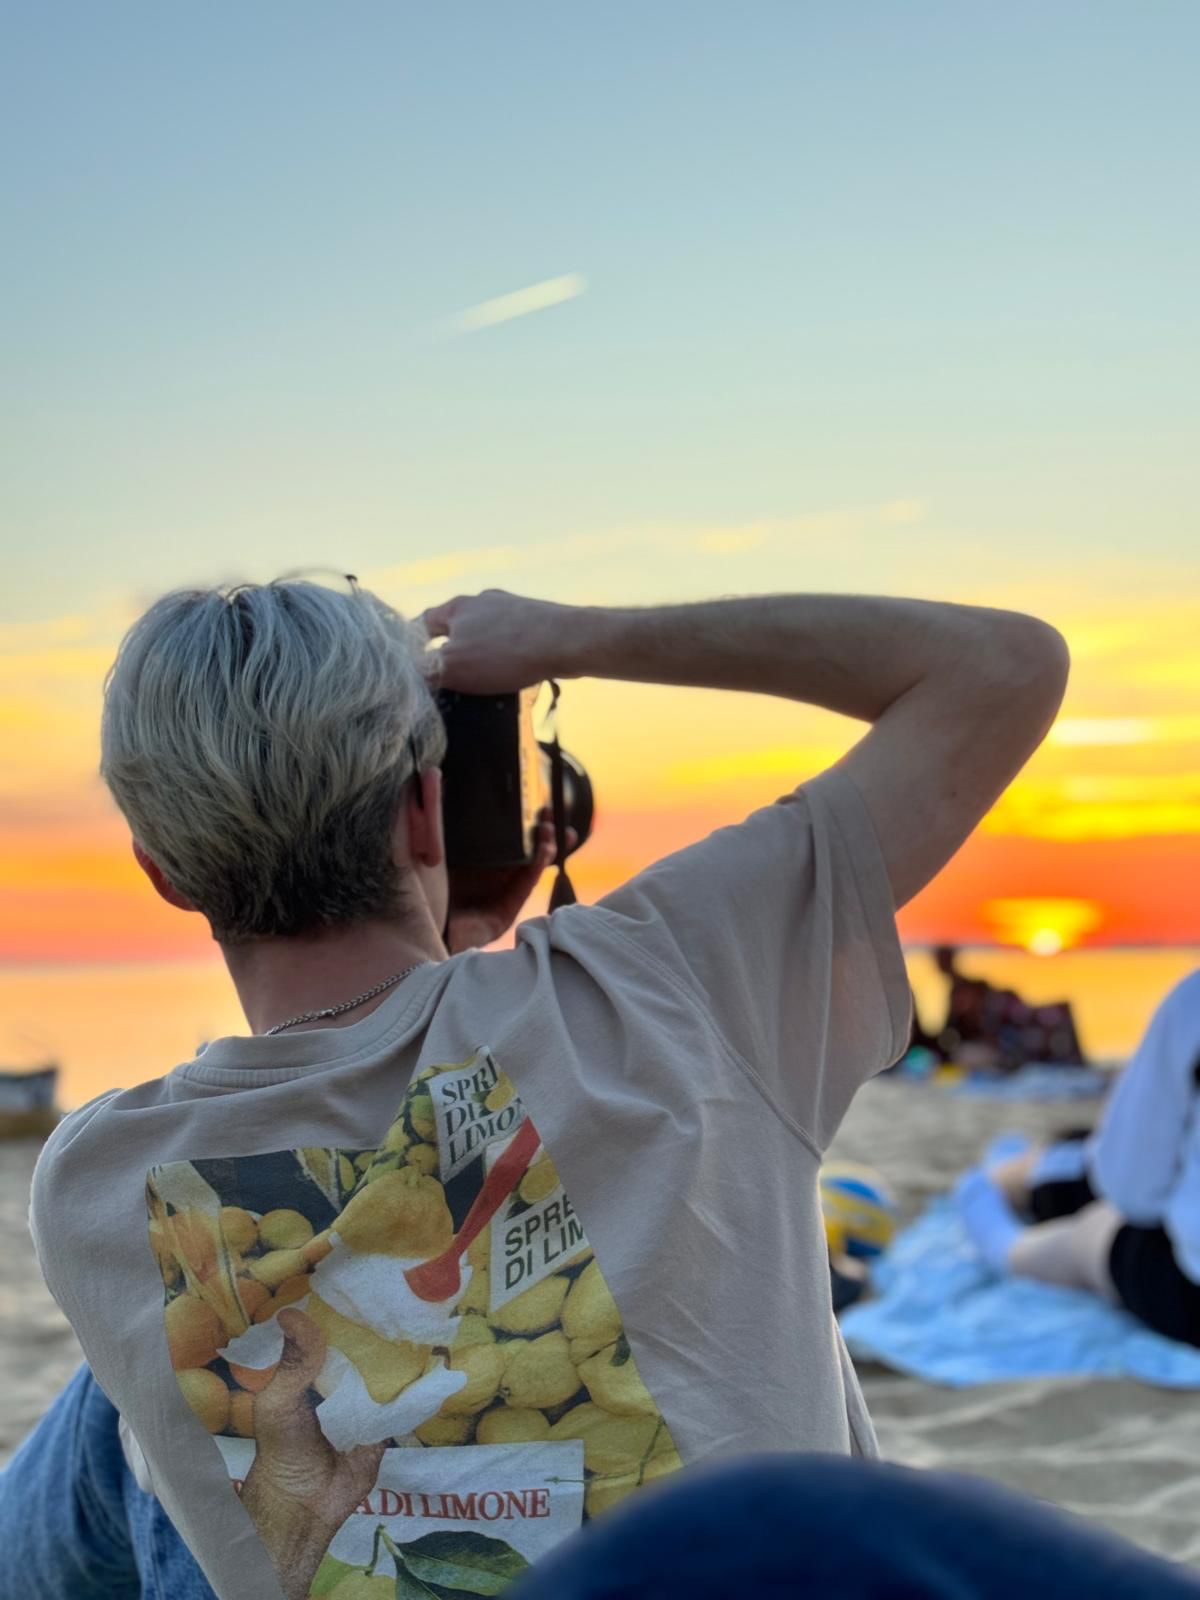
left=364, top=529, right=643, bottom=598
left=1050, top=715, right=1200, bottom=747
left=984, top=772, right=1200, bottom=840
left=693, top=529, right=771, bottom=556
left=365, top=500, right=932, bottom=602
left=443, top=273, right=587, bottom=338
left=665, top=744, right=848, bottom=788
left=878, top=499, right=929, bottom=525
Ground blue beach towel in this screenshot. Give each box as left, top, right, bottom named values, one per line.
left=840, top=1193, right=1200, bottom=1388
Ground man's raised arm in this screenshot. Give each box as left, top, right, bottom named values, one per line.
left=563, top=593, right=1068, bottom=907
left=423, top=588, right=1069, bottom=910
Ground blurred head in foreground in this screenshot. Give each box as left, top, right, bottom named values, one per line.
left=100, top=579, right=448, bottom=945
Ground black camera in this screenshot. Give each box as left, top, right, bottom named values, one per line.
left=437, top=687, right=593, bottom=901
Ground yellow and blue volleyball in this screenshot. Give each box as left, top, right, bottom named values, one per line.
left=820, top=1162, right=897, bottom=1260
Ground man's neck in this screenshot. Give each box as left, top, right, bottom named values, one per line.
left=222, top=913, right=448, bottom=1037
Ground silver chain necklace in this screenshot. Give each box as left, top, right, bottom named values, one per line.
left=262, top=964, right=426, bottom=1037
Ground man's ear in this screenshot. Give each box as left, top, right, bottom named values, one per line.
left=403, top=768, right=445, bottom=869
left=131, top=840, right=197, bottom=912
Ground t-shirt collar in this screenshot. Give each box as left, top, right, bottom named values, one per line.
left=173, top=957, right=455, bottom=1087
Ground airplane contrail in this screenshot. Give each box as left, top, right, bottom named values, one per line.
left=446, top=272, right=587, bottom=336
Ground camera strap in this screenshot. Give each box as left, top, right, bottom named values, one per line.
left=544, top=679, right=577, bottom=912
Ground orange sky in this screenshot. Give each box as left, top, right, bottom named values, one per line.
left=2, top=573, right=1199, bottom=963
left=6, top=808, right=1195, bottom=969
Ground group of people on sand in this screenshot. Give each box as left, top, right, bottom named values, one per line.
left=3, top=578, right=1199, bottom=1598
left=910, top=944, right=1089, bottom=1072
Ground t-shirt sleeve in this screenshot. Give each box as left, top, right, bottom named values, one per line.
left=589, top=765, right=912, bottom=1150
left=27, top=1092, right=121, bottom=1322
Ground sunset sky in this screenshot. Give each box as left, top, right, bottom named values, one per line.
left=4, top=4, right=1200, bottom=989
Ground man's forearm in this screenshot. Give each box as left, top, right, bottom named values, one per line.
left=556, top=594, right=1063, bottom=724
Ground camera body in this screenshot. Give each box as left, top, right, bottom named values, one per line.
left=437, top=687, right=593, bottom=871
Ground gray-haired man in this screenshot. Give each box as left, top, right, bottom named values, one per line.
left=30, top=581, right=1067, bottom=1600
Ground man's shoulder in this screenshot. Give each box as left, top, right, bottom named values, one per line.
left=33, top=1076, right=175, bottom=1215
left=39, top=1087, right=124, bottom=1168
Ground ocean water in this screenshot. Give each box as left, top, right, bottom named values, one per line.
left=1, top=947, right=1198, bottom=1111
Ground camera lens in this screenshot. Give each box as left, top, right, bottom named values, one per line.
left=539, top=743, right=593, bottom=855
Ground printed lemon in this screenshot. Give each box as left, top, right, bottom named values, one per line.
left=456, top=1265, right=490, bottom=1317
left=362, top=1154, right=403, bottom=1187
left=405, top=1143, right=439, bottom=1177
left=165, top=1294, right=222, bottom=1371
left=236, top=1277, right=272, bottom=1322
left=548, top=1403, right=659, bottom=1477
left=585, top=1429, right=681, bottom=1517
left=501, top=1331, right=581, bottom=1410
left=178, top=1369, right=230, bottom=1433
left=577, top=1341, right=659, bottom=1418
left=476, top=1407, right=551, bottom=1445
left=272, top=1273, right=311, bottom=1310
left=489, top=1275, right=569, bottom=1336
left=329, top=1572, right=397, bottom=1599
left=380, top=1119, right=411, bottom=1155
left=333, top=1167, right=453, bottom=1259
left=258, top=1209, right=314, bottom=1251
left=228, top=1361, right=278, bottom=1393
left=415, top=1413, right=474, bottom=1446
left=451, top=1314, right=495, bottom=1351
left=484, top=1078, right=515, bottom=1112
left=148, top=1219, right=172, bottom=1271
left=466, top=1231, right=491, bottom=1271
left=643, top=1440, right=683, bottom=1486
left=561, top=1260, right=621, bottom=1348
left=304, top=1294, right=428, bottom=1404
left=303, top=1229, right=334, bottom=1266
left=569, top=1334, right=608, bottom=1365
left=169, top=1210, right=219, bottom=1282
left=440, top=1343, right=506, bottom=1416
left=583, top=1472, right=632, bottom=1518
left=248, top=1247, right=310, bottom=1290
left=219, top=1207, right=258, bottom=1255
left=518, top=1157, right=559, bottom=1205
left=408, top=1092, right=437, bottom=1142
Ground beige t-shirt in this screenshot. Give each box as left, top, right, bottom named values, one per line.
left=31, top=767, right=910, bottom=1600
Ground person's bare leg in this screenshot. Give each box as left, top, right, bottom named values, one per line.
left=990, top=1148, right=1041, bottom=1209
left=1006, top=1202, right=1123, bottom=1302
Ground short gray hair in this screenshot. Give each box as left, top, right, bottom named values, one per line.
left=101, top=579, right=447, bottom=941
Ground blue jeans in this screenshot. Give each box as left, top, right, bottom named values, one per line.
left=4, top=1366, right=1199, bottom=1600
left=0, top=1364, right=216, bottom=1600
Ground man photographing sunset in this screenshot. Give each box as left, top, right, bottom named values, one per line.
left=15, top=578, right=1093, bottom=1598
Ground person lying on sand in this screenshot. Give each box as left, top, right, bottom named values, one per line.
left=957, top=968, right=1200, bottom=1347
left=24, top=578, right=1066, bottom=1599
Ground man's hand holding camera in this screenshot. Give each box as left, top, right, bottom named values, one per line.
left=421, top=590, right=584, bottom=951
left=419, top=589, right=572, bottom=694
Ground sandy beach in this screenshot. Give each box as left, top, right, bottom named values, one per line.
left=832, top=1081, right=1200, bottom=1566
left=4, top=1078, right=1199, bottom=1566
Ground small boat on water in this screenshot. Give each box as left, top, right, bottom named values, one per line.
left=0, top=1064, right=62, bottom=1139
